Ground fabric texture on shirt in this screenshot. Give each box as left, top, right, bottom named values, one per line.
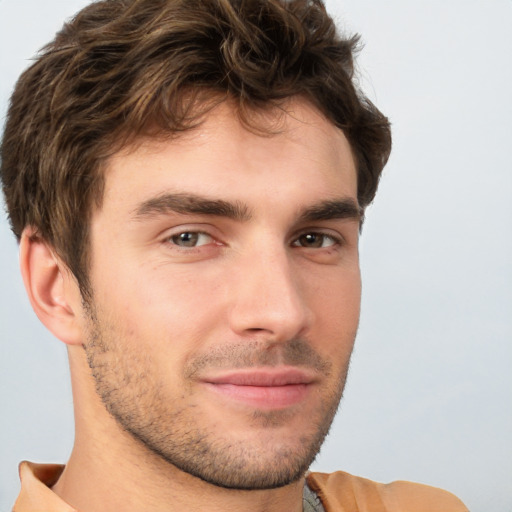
left=13, top=461, right=469, bottom=512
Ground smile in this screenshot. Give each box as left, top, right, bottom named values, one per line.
left=201, top=367, right=315, bottom=410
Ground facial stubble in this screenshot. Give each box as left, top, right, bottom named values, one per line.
left=83, top=302, right=353, bottom=490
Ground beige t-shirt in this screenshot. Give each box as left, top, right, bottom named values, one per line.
left=13, top=461, right=468, bottom=512
left=306, top=471, right=468, bottom=512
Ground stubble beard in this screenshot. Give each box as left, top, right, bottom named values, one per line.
left=83, top=302, right=353, bottom=490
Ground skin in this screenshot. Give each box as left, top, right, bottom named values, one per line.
left=21, top=97, right=362, bottom=512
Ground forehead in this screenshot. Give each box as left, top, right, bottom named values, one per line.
left=99, top=98, right=357, bottom=214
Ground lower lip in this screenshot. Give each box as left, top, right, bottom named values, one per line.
left=203, top=382, right=310, bottom=409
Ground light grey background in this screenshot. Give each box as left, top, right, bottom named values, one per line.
left=1, top=1, right=511, bottom=511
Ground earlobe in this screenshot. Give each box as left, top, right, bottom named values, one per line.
left=19, top=228, right=84, bottom=346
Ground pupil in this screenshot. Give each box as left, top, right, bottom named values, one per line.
left=174, top=232, right=198, bottom=246
left=302, top=234, right=321, bottom=247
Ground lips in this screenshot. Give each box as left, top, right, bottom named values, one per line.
left=201, top=367, right=315, bottom=409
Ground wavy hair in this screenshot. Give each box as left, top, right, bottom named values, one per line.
left=1, top=0, right=391, bottom=293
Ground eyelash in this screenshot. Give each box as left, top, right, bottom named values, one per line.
left=164, top=230, right=343, bottom=250
left=291, top=232, right=342, bottom=249
left=167, top=231, right=215, bottom=248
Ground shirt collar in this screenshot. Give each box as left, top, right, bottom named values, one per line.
left=14, top=461, right=78, bottom=512
left=15, top=461, right=326, bottom=512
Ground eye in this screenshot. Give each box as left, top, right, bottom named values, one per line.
left=169, top=231, right=214, bottom=247
left=292, top=232, right=339, bottom=249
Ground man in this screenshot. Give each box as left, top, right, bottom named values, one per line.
left=1, top=0, right=468, bottom=510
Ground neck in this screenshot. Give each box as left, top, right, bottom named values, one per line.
left=53, top=348, right=305, bottom=512
left=53, top=448, right=306, bottom=512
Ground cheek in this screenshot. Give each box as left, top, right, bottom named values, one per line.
left=308, top=269, right=361, bottom=357
left=309, top=261, right=361, bottom=313
left=98, top=264, right=226, bottom=354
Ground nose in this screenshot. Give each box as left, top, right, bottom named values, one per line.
left=227, top=245, right=313, bottom=343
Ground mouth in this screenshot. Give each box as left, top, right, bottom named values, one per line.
left=201, top=367, right=316, bottom=410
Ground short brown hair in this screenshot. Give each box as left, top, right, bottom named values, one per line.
left=1, top=0, right=391, bottom=294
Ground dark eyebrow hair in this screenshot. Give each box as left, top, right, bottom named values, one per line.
left=132, top=193, right=251, bottom=221
left=132, top=193, right=361, bottom=227
left=298, top=198, right=362, bottom=223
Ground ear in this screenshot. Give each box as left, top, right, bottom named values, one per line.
left=19, top=227, right=84, bottom=346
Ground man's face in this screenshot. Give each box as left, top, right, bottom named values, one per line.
left=83, top=98, right=361, bottom=489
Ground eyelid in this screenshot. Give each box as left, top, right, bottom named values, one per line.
left=160, top=224, right=222, bottom=248
left=291, top=228, right=345, bottom=248
left=170, top=231, right=214, bottom=247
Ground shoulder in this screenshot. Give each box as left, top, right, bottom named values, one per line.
left=306, top=471, right=468, bottom=512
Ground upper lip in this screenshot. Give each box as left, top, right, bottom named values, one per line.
left=201, top=367, right=316, bottom=387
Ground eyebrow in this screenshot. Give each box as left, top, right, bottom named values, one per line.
left=131, top=192, right=361, bottom=224
left=298, top=198, right=362, bottom=223
left=132, top=193, right=251, bottom=221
